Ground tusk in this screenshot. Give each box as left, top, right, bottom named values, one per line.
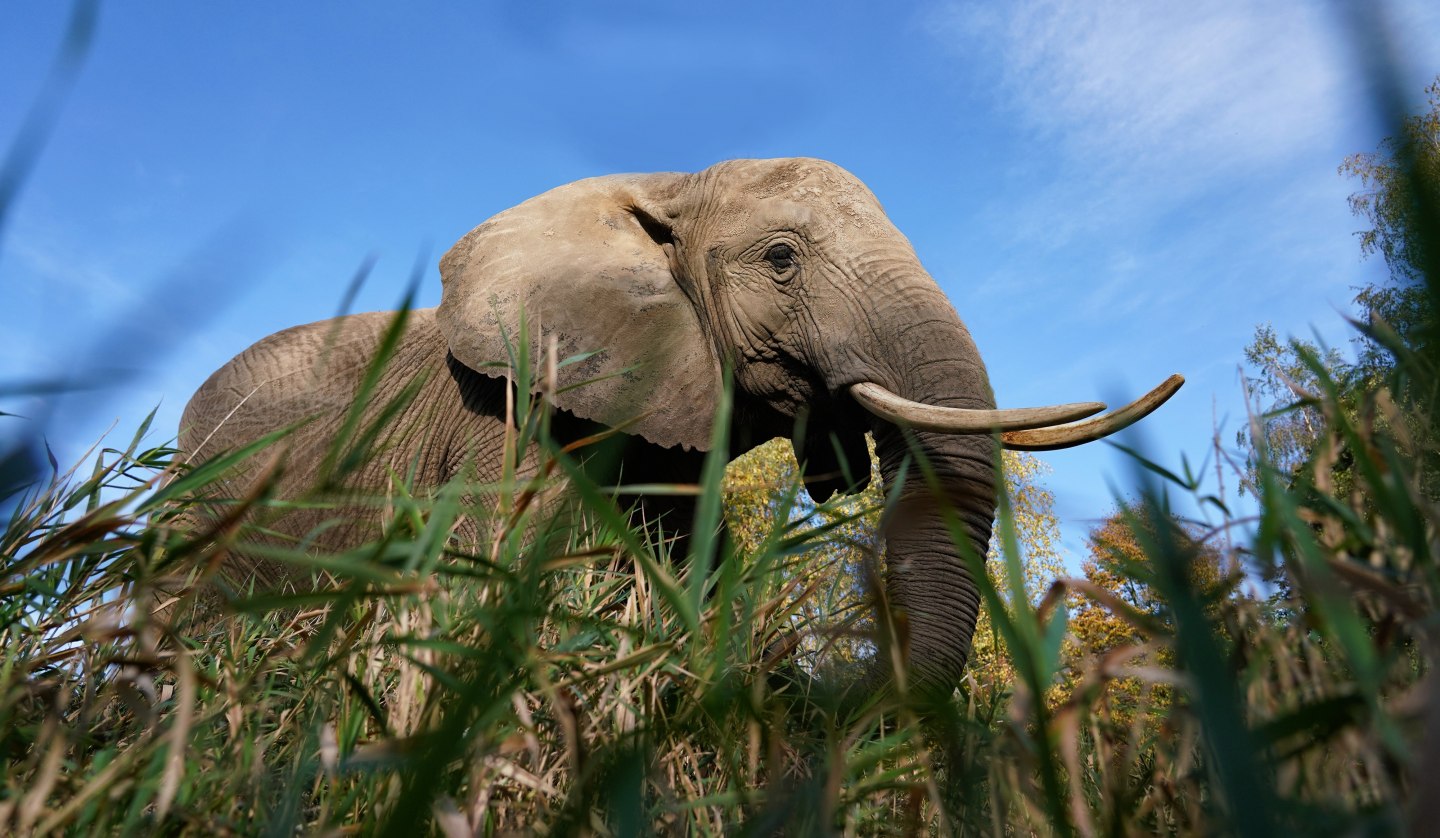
left=1000, top=374, right=1185, bottom=451
left=849, top=382, right=1106, bottom=433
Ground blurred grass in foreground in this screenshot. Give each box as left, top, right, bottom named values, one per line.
left=0, top=246, right=1435, bottom=833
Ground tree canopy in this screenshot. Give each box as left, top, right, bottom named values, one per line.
left=1240, top=75, right=1440, bottom=501
left=723, top=437, right=1063, bottom=675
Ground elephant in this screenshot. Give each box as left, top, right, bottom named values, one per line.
left=179, top=157, right=1181, bottom=688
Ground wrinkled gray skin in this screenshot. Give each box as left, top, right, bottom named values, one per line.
left=182, top=158, right=997, bottom=688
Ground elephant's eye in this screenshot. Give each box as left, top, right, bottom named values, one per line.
left=763, top=243, right=796, bottom=273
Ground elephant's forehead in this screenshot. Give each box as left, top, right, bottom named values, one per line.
left=704, top=158, right=894, bottom=238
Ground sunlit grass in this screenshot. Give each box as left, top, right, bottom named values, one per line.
left=1, top=271, right=1434, bottom=834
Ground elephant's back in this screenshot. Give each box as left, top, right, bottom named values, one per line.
left=173, top=308, right=475, bottom=589
left=179, top=310, right=433, bottom=458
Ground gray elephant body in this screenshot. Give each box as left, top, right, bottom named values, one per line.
left=181, top=308, right=708, bottom=585
left=182, top=158, right=1176, bottom=687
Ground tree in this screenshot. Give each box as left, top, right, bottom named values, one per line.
left=1339, top=77, right=1439, bottom=306
left=723, top=439, right=1063, bottom=677
left=1071, top=510, right=1226, bottom=638
left=1063, top=509, right=1228, bottom=720
left=1240, top=75, right=1440, bottom=500
left=724, top=437, right=883, bottom=669
left=1237, top=324, right=1353, bottom=495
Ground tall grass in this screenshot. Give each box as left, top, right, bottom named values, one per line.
left=0, top=330, right=928, bottom=834
left=1, top=261, right=1435, bottom=833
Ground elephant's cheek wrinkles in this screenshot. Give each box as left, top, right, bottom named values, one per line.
left=724, top=293, right=783, bottom=356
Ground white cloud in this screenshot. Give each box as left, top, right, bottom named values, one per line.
left=920, top=0, right=1440, bottom=320
left=919, top=0, right=1440, bottom=548
left=929, top=0, right=1351, bottom=181
left=930, top=0, right=1440, bottom=184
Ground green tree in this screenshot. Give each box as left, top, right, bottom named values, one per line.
left=1339, top=77, right=1439, bottom=321
left=1240, top=75, right=1440, bottom=500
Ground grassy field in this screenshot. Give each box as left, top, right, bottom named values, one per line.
left=0, top=260, right=1435, bottom=835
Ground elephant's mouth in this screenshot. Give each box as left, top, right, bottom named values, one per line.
left=793, top=373, right=1184, bottom=502
left=795, top=395, right=873, bottom=502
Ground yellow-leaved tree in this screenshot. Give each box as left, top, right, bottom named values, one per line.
left=723, top=438, right=1063, bottom=680
left=723, top=438, right=883, bottom=669
left=1061, top=509, right=1229, bottom=721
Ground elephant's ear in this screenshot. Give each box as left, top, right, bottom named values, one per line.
left=437, top=173, right=721, bottom=452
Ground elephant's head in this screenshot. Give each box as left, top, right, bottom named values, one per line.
left=438, top=158, right=1179, bottom=687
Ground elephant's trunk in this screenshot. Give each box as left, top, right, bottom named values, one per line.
left=843, top=281, right=1181, bottom=688
left=873, top=427, right=995, bottom=685
left=854, top=279, right=999, bottom=688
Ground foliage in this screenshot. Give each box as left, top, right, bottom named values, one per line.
left=5, top=271, right=1436, bottom=831
left=724, top=438, right=1064, bottom=681
left=1340, top=77, right=1440, bottom=302
left=1062, top=510, right=1229, bottom=724
left=1240, top=76, right=1440, bottom=500
left=0, top=347, right=944, bottom=835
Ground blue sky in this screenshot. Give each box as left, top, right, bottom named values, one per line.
left=3, top=2, right=1439, bottom=562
